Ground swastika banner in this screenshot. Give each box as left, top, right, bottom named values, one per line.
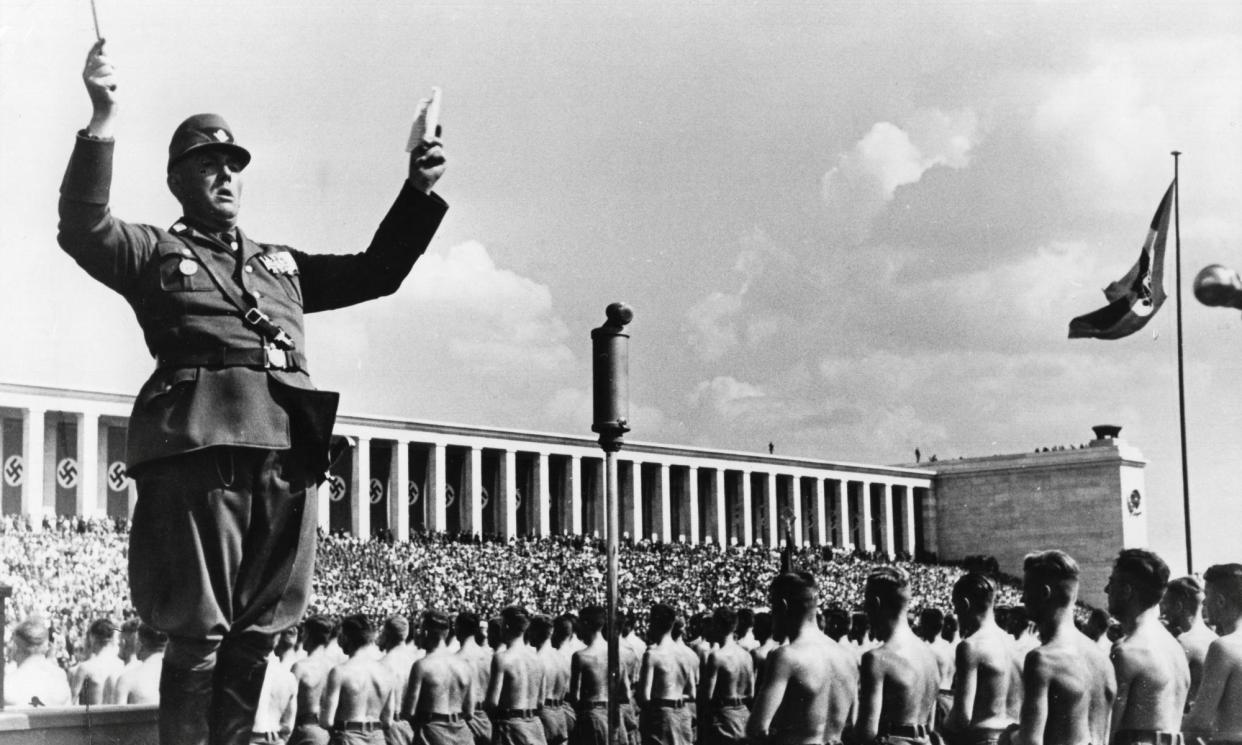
left=2, top=417, right=22, bottom=515
left=54, top=419, right=78, bottom=516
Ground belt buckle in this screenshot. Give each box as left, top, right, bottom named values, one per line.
left=264, top=346, right=288, bottom=370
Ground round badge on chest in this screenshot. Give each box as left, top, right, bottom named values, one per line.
left=178, top=259, right=199, bottom=276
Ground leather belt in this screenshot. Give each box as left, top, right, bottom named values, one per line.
left=544, top=698, right=564, bottom=707
left=648, top=698, right=685, bottom=709
left=497, top=708, right=538, bottom=719
left=407, top=712, right=462, bottom=724
left=157, top=346, right=306, bottom=371
left=334, top=720, right=383, bottom=732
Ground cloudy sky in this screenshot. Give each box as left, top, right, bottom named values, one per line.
left=2, top=1, right=1239, bottom=572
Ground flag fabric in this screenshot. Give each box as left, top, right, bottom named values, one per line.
left=1068, top=181, right=1176, bottom=339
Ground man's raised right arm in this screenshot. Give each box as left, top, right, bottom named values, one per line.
left=59, top=40, right=156, bottom=298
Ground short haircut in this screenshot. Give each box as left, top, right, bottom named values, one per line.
left=753, top=612, right=772, bottom=642
left=137, top=623, right=168, bottom=650
left=1165, top=576, right=1204, bottom=612
left=120, top=618, right=142, bottom=634
left=1023, top=550, right=1080, bottom=606
left=88, top=618, right=118, bottom=642
left=736, top=608, right=754, bottom=634
left=552, top=614, right=575, bottom=644
left=671, top=617, right=685, bottom=640
left=424, top=610, right=452, bottom=638
left=501, top=606, right=531, bottom=636
left=527, top=614, right=553, bottom=647
left=942, top=614, right=958, bottom=639
left=865, top=567, right=911, bottom=612
left=382, top=614, right=410, bottom=644
left=649, top=604, right=677, bottom=636
left=14, top=617, right=50, bottom=649
left=303, top=615, right=334, bottom=652
left=918, top=608, right=945, bottom=635
left=580, top=606, right=606, bottom=634
left=1204, top=563, right=1242, bottom=610
left=1113, top=548, right=1170, bottom=608
left=953, top=572, right=997, bottom=609
left=770, top=572, right=818, bottom=615
left=712, top=606, right=738, bottom=635
left=455, top=611, right=482, bottom=643
left=339, top=614, right=375, bottom=649
left=620, top=613, right=635, bottom=635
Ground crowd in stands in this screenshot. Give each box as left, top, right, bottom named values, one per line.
left=2, top=519, right=1024, bottom=673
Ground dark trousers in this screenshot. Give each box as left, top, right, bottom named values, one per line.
left=131, top=447, right=318, bottom=745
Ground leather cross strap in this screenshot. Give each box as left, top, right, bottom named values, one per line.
left=178, top=240, right=297, bottom=351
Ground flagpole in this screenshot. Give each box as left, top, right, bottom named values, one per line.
left=1172, top=150, right=1193, bottom=574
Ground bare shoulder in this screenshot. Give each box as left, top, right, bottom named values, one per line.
left=1209, top=633, right=1242, bottom=662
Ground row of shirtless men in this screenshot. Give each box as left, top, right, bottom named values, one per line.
left=21, top=547, right=1242, bottom=745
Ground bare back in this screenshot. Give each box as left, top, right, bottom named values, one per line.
left=1111, top=621, right=1190, bottom=731
left=293, top=652, right=333, bottom=720
left=641, top=643, right=693, bottom=702
left=323, top=654, right=394, bottom=725
left=1184, top=630, right=1242, bottom=738
left=950, top=623, right=1018, bottom=730
left=1018, top=630, right=1114, bottom=745
left=700, top=643, right=754, bottom=704
left=539, top=645, right=570, bottom=700
left=858, top=630, right=940, bottom=737
left=406, top=649, right=473, bottom=718
left=747, top=628, right=857, bottom=744
left=572, top=643, right=610, bottom=704
left=489, top=645, right=545, bottom=711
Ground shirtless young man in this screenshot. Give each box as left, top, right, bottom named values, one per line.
left=320, top=614, right=395, bottom=744
left=697, top=606, right=754, bottom=745
left=746, top=572, right=857, bottom=745
left=290, top=616, right=335, bottom=745
left=855, top=567, right=940, bottom=745
left=750, top=611, right=779, bottom=690
left=252, top=652, right=298, bottom=744
left=1160, top=576, right=1216, bottom=710
left=530, top=615, right=572, bottom=745
left=736, top=609, right=759, bottom=653
left=5, top=617, right=72, bottom=708
left=639, top=603, right=695, bottom=745
left=1015, top=550, right=1115, bottom=745
left=108, top=623, right=167, bottom=705
left=1105, top=549, right=1190, bottom=743
left=400, top=610, right=475, bottom=745
left=918, top=608, right=957, bottom=730
left=567, top=605, right=611, bottom=745
left=457, top=611, right=494, bottom=745
left=1184, top=563, right=1242, bottom=744
left=486, top=606, right=547, bottom=745
left=380, top=615, right=420, bottom=713
left=945, top=573, right=1021, bottom=745
left=70, top=618, right=125, bottom=705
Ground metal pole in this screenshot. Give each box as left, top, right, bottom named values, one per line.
left=1172, top=151, right=1193, bottom=574
left=591, top=302, right=632, bottom=745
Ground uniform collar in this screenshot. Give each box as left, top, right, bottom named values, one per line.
left=169, top=218, right=262, bottom=264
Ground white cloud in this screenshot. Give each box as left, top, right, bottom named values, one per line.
left=822, top=108, right=982, bottom=243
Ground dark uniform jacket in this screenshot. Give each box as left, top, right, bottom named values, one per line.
left=57, top=133, right=448, bottom=473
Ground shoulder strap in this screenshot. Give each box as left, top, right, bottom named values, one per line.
left=178, top=240, right=297, bottom=350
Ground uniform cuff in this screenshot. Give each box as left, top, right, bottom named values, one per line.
left=59, top=132, right=115, bottom=205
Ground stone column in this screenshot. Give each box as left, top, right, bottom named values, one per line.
left=351, top=436, right=371, bottom=538
left=317, top=480, right=331, bottom=533
left=832, top=480, right=849, bottom=549
left=879, top=482, right=895, bottom=557
left=813, top=477, right=827, bottom=546
left=429, top=443, right=447, bottom=532
left=765, top=472, right=778, bottom=547
left=902, top=485, right=917, bottom=556
left=391, top=440, right=410, bottom=542
left=77, top=410, right=101, bottom=518
left=741, top=471, right=753, bottom=545
left=500, top=449, right=518, bottom=539
left=22, top=408, right=46, bottom=529
left=629, top=461, right=644, bottom=541
left=467, top=446, right=483, bottom=537
left=659, top=463, right=672, bottom=543
left=714, top=469, right=727, bottom=546
left=790, top=475, right=804, bottom=547
left=859, top=482, right=875, bottom=552
left=569, top=454, right=583, bottom=535
left=535, top=452, right=551, bottom=537
left=687, top=466, right=700, bottom=544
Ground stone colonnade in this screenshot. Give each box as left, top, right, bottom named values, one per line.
left=0, top=385, right=935, bottom=555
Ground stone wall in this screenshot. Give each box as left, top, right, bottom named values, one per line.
left=929, top=434, right=1148, bottom=608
